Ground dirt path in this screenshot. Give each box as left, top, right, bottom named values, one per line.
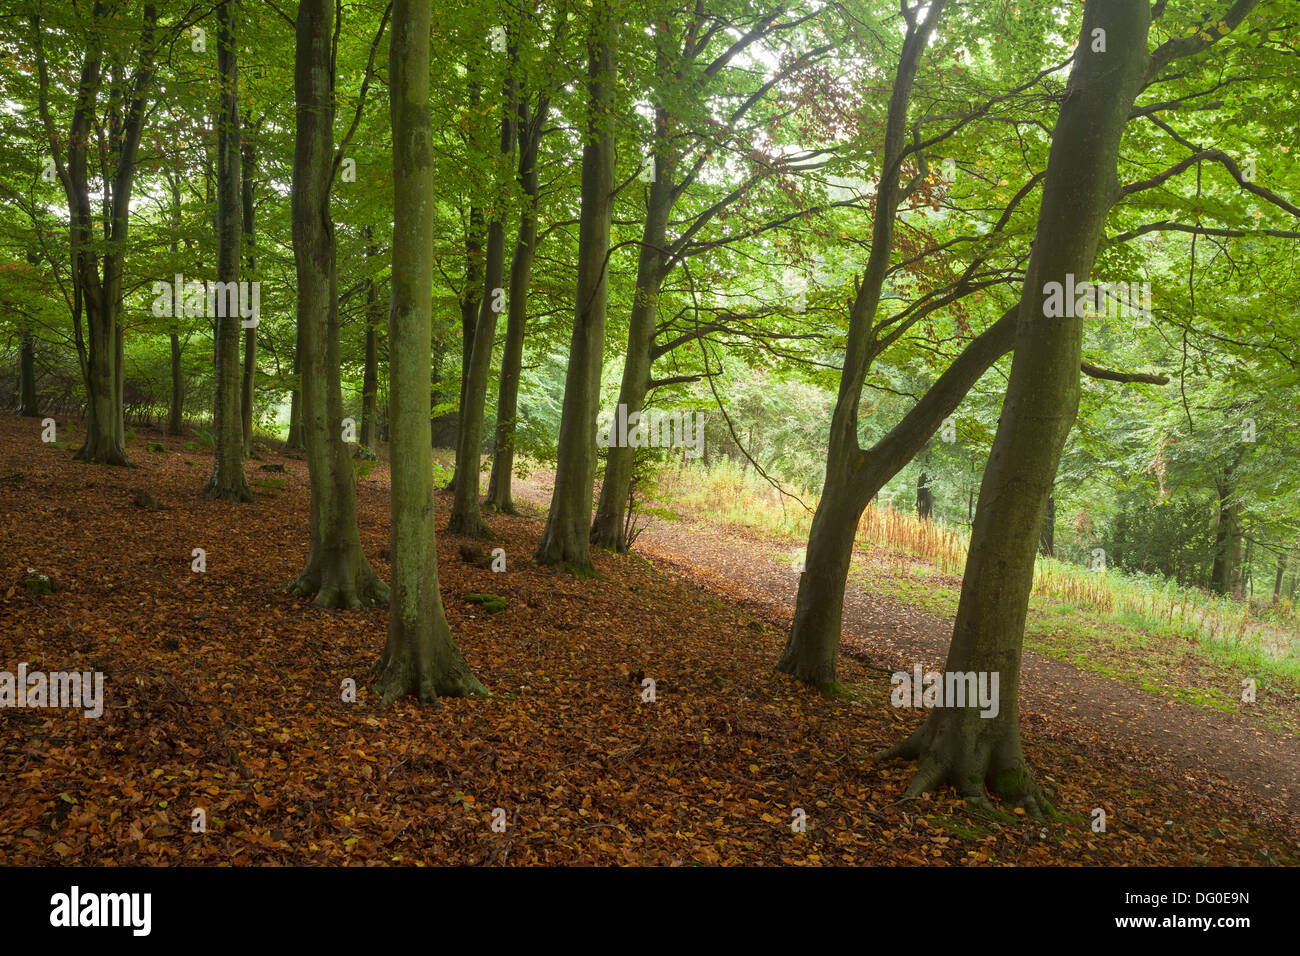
left=512, top=473, right=1299, bottom=833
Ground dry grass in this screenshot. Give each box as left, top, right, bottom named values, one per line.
left=654, top=459, right=1298, bottom=668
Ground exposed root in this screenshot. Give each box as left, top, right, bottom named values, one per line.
left=204, top=480, right=254, bottom=503
left=447, top=511, right=493, bottom=540
left=371, top=645, right=487, bottom=706
left=876, top=718, right=1055, bottom=820
left=289, top=555, right=389, bottom=610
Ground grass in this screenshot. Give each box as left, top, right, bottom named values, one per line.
left=647, top=458, right=1300, bottom=731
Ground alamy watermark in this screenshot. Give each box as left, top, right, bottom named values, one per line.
left=1041, top=274, right=1151, bottom=322
left=890, top=664, right=1000, bottom=718
left=1, top=664, right=104, bottom=718
left=596, top=404, right=705, bottom=458
left=151, top=274, right=260, bottom=328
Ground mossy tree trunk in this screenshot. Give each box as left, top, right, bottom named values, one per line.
left=881, top=0, right=1155, bottom=816
left=288, top=0, right=386, bottom=608
left=535, top=0, right=619, bottom=571
left=374, top=0, right=486, bottom=703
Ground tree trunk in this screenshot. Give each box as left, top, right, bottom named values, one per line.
left=240, top=134, right=258, bottom=459
left=445, top=209, right=483, bottom=490
left=1273, top=552, right=1287, bottom=603
left=16, top=330, right=39, bottom=416
left=1210, top=477, right=1240, bottom=595
left=449, top=62, right=517, bottom=537
left=779, top=0, right=964, bottom=688
left=285, top=329, right=304, bottom=450
left=374, top=0, right=485, bottom=703
left=206, top=0, right=252, bottom=501
left=486, top=92, right=550, bottom=515
left=880, top=0, right=1153, bottom=817
left=917, top=472, right=935, bottom=520
left=590, top=127, right=672, bottom=551
left=288, top=0, right=386, bottom=608
left=168, top=332, right=183, bottom=433
left=76, top=290, right=128, bottom=465
left=1039, top=494, right=1055, bottom=557
left=535, top=0, right=619, bottom=571
left=359, top=227, right=380, bottom=451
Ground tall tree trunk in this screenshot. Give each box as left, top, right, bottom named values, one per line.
left=16, top=330, right=39, bottom=416
left=76, top=290, right=126, bottom=464
left=535, top=0, right=619, bottom=570
left=33, top=6, right=157, bottom=466
left=1210, top=471, right=1240, bottom=594
left=285, top=328, right=304, bottom=450
left=1273, top=552, right=1288, bottom=603
left=486, top=92, right=550, bottom=515
left=206, top=0, right=252, bottom=501
left=777, top=0, right=952, bottom=688
left=445, top=61, right=484, bottom=490
left=167, top=178, right=184, bottom=435
left=168, top=333, right=183, bottom=433
left=288, top=0, right=386, bottom=608
left=590, top=126, right=672, bottom=551
left=374, top=0, right=485, bottom=702
left=880, top=0, right=1153, bottom=817
left=240, top=134, right=258, bottom=458
left=359, top=227, right=380, bottom=450
left=445, top=207, right=483, bottom=488
left=449, top=60, right=518, bottom=537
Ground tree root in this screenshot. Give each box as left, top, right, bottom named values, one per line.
left=370, top=646, right=487, bottom=705
left=877, top=720, right=1055, bottom=820
left=289, top=555, right=389, bottom=610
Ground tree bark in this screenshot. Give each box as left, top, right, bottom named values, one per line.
left=374, top=0, right=486, bottom=703
left=777, top=0, right=955, bottom=687
left=240, top=131, right=258, bottom=459
left=166, top=176, right=184, bottom=435
left=285, top=328, right=304, bottom=450
left=205, top=0, right=252, bottom=501
left=359, top=227, right=380, bottom=451
left=880, top=0, right=1153, bottom=817
left=1039, top=494, right=1055, bottom=557
left=486, top=91, right=550, bottom=515
left=449, top=61, right=517, bottom=537
left=16, top=331, right=39, bottom=416
left=34, top=6, right=161, bottom=466
left=535, top=0, right=619, bottom=571
left=590, top=120, right=672, bottom=551
left=168, top=332, right=183, bottom=433
left=288, top=0, right=386, bottom=608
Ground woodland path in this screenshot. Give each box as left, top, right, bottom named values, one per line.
left=512, top=472, right=1300, bottom=833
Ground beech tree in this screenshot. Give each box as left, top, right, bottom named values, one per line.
left=31, top=2, right=190, bottom=465
left=374, top=0, right=486, bottom=702
left=288, top=0, right=388, bottom=608
left=448, top=24, right=518, bottom=537
left=206, top=0, right=252, bottom=501
left=880, top=0, right=1263, bottom=815
left=535, top=0, right=620, bottom=571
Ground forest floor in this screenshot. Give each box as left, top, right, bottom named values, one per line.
left=0, top=415, right=1295, bottom=866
